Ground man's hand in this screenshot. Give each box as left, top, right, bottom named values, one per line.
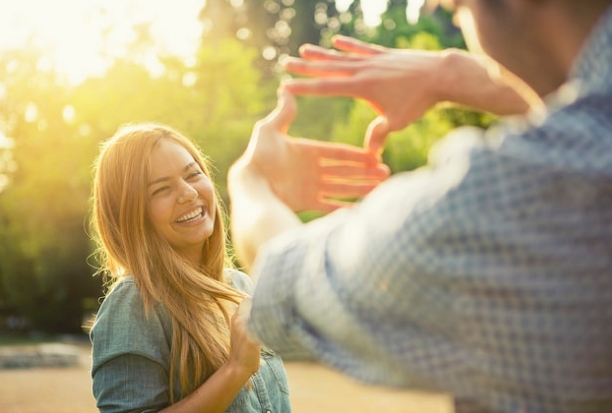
left=228, top=88, right=389, bottom=269
left=283, top=35, right=443, bottom=154
left=283, top=35, right=530, bottom=154
left=236, top=88, right=390, bottom=214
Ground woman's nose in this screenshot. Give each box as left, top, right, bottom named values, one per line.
left=178, top=180, right=198, bottom=204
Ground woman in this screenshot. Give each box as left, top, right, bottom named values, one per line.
left=89, top=123, right=291, bottom=412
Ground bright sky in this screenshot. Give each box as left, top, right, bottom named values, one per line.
left=337, top=0, right=425, bottom=25
left=0, top=0, right=204, bottom=84
left=0, top=0, right=424, bottom=84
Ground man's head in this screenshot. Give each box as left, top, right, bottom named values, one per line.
left=432, top=0, right=612, bottom=101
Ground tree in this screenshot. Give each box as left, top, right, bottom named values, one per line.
left=0, top=49, right=102, bottom=333
left=291, top=5, right=495, bottom=175
left=0, top=0, right=499, bottom=334
left=200, top=0, right=353, bottom=75
left=0, top=32, right=271, bottom=332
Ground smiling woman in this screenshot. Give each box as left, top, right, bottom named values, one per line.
left=0, top=0, right=204, bottom=85
left=89, top=122, right=293, bottom=412
left=146, top=138, right=217, bottom=264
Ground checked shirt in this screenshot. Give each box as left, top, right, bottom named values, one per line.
left=248, top=6, right=612, bottom=413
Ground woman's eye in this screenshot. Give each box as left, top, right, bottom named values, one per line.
left=151, top=186, right=169, bottom=196
left=188, top=171, right=203, bottom=180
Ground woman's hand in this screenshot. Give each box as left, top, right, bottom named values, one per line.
left=157, top=299, right=262, bottom=412
left=228, top=298, right=260, bottom=378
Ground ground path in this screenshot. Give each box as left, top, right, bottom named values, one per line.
left=0, top=343, right=453, bottom=413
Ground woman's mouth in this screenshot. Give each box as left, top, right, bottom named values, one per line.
left=176, top=207, right=203, bottom=223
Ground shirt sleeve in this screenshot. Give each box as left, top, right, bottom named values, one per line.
left=247, top=123, right=612, bottom=411
left=90, top=279, right=172, bottom=413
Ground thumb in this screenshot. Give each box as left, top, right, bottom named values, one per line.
left=263, top=87, right=297, bottom=134
left=237, top=296, right=253, bottom=319
left=364, top=116, right=390, bottom=156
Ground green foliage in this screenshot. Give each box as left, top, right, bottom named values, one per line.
left=374, top=5, right=466, bottom=50
left=308, top=30, right=495, bottom=175
left=0, top=1, right=498, bottom=334
left=325, top=99, right=452, bottom=173
left=201, top=0, right=351, bottom=74
left=0, top=37, right=271, bottom=333
left=289, top=96, right=354, bottom=142
left=0, top=50, right=102, bottom=332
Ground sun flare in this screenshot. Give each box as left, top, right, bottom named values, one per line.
left=0, top=0, right=204, bottom=84
left=0, top=0, right=412, bottom=85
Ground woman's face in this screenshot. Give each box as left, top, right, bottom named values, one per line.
left=146, top=138, right=216, bottom=263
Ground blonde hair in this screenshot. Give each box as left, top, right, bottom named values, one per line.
left=90, top=123, right=243, bottom=401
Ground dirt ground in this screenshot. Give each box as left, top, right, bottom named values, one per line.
left=0, top=344, right=453, bottom=413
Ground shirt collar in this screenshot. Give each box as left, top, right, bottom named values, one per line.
left=568, top=5, right=612, bottom=93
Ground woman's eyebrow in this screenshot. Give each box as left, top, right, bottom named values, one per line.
left=148, top=162, right=198, bottom=187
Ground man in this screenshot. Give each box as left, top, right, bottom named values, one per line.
left=228, top=1, right=612, bottom=412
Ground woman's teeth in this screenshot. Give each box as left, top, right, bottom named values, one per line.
left=176, top=207, right=202, bottom=223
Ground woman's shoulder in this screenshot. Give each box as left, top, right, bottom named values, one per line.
left=94, top=275, right=170, bottom=326
left=90, top=275, right=172, bottom=372
left=224, top=268, right=254, bottom=295
left=105, top=274, right=139, bottom=296
left=92, top=276, right=137, bottom=313
left=91, top=276, right=160, bottom=328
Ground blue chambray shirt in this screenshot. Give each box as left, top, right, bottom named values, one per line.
left=247, top=6, right=612, bottom=413
left=90, top=269, right=291, bottom=413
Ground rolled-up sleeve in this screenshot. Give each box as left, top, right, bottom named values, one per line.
left=92, top=354, right=169, bottom=413
left=247, top=121, right=612, bottom=413
left=91, top=280, right=172, bottom=413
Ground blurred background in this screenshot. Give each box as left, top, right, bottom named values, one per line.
left=0, top=0, right=494, bottom=339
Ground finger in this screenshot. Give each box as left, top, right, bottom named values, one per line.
left=298, top=44, right=368, bottom=62
left=237, top=296, right=252, bottom=318
left=261, top=88, right=297, bottom=134
left=320, top=180, right=382, bottom=198
left=233, top=298, right=260, bottom=343
left=321, top=163, right=390, bottom=180
left=310, top=141, right=381, bottom=165
left=283, top=78, right=364, bottom=98
left=331, top=35, right=387, bottom=56
left=364, top=116, right=391, bottom=156
left=284, top=57, right=362, bottom=77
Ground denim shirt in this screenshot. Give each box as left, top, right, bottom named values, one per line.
left=90, top=269, right=291, bottom=413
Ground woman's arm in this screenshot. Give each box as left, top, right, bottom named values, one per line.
left=93, top=298, right=260, bottom=413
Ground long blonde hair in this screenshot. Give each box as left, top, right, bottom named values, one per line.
left=90, top=123, right=243, bottom=401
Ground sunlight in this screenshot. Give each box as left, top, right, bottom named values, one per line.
left=0, top=0, right=203, bottom=84
left=0, top=130, right=14, bottom=193
left=336, top=0, right=386, bottom=27
left=336, top=0, right=424, bottom=27
left=0, top=0, right=422, bottom=85
left=407, top=0, right=426, bottom=24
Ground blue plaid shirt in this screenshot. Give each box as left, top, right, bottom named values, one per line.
left=247, top=6, right=612, bottom=413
